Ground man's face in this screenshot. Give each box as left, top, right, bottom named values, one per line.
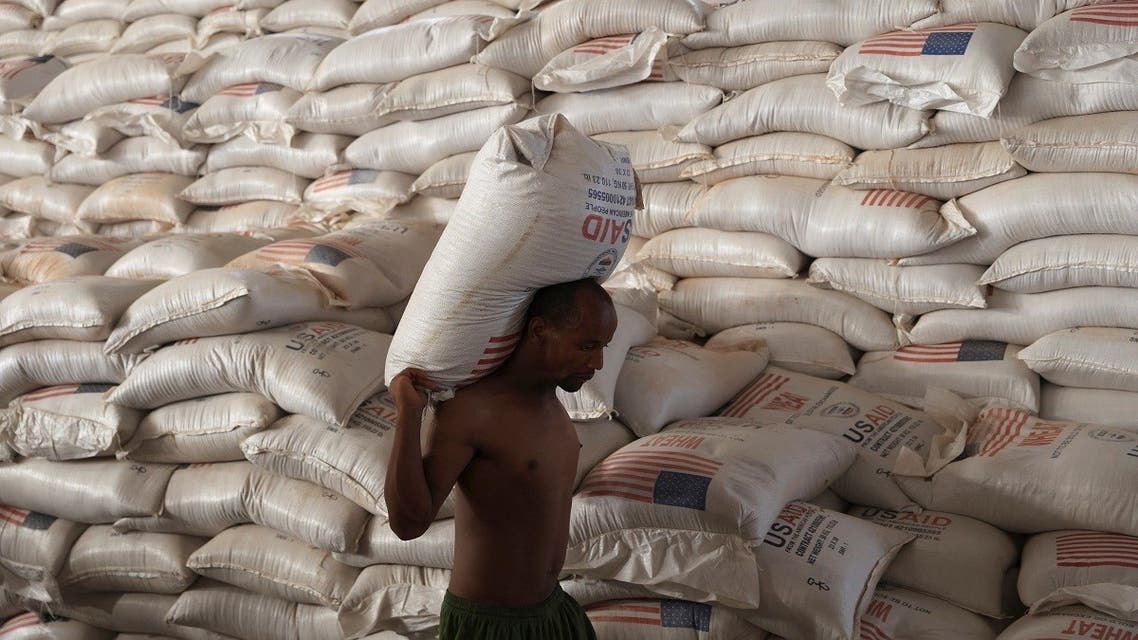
left=538, top=292, right=618, bottom=393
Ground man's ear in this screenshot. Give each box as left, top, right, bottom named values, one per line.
left=527, top=315, right=548, bottom=342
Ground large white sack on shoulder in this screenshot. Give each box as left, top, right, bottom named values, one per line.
left=57, top=526, right=202, bottom=595
left=83, top=95, right=198, bottom=148
left=593, top=132, right=710, bottom=184
left=1003, top=111, right=1138, bottom=174
left=0, top=135, right=52, bottom=178
left=0, top=341, right=136, bottom=406
left=0, top=458, right=175, bottom=523
left=183, top=201, right=308, bottom=233
left=186, top=524, right=358, bottom=608
left=385, top=114, right=637, bottom=390
left=568, top=418, right=857, bottom=608
left=587, top=598, right=762, bottom=639
left=106, top=234, right=272, bottom=281
left=1041, top=384, right=1138, bottom=432
left=23, top=53, right=185, bottom=125
left=852, top=342, right=1040, bottom=412
left=43, top=20, right=121, bottom=58
left=337, top=564, right=449, bottom=639
left=123, top=0, right=229, bottom=20
left=3, top=383, right=142, bottom=460
left=829, top=23, right=1026, bottom=117
left=633, top=182, right=702, bottom=238
left=1015, top=4, right=1138, bottom=84
left=411, top=153, right=476, bottom=200
left=166, top=581, right=341, bottom=640
left=121, top=394, right=282, bottom=464
left=690, top=176, right=970, bottom=259
left=334, top=517, right=454, bottom=570
left=374, top=64, right=530, bottom=123
left=0, top=277, right=158, bottom=347
left=906, top=287, right=1138, bottom=346
left=205, top=133, right=349, bottom=179
left=302, top=170, right=414, bottom=217
left=0, top=55, right=69, bottom=112
left=612, top=337, right=768, bottom=437
left=179, top=167, right=310, bottom=207
left=343, top=103, right=528, bottom=174
left=719, top=367, right=969, bottom=509
left=472, top=0, right=706, bottom=78
left=850, top=506, right=1019, bottom=618
left=683, top=133, right=855, bottom=186
left=348, top=0, right=447, bottom=34
left=260, top=0, right=354, bottom=32
left=683, top=0, right=937, bottom=49
left=108, top=322, right=392, bottom=427
left=0, top=507, right=84, bottom=603
left=995, top=605, right=1138, bottom=639
left=660, top=278, right=900, bottom=352
left=897, top=173, right=1138, bottom=266
left=640, top=229, right=805, bottom=279
left=677, top=74, right=931, bottom=150
left=112, top=462, right=369, bottom=553
left=286, top=83, right=394, bottom=137
left=833, top=142, right=1027, bottom=201
left=707, top=323, right=857, bottom=380
left=533, top=28, right=674, bottom=94
left=1, top=236, right=137, bottom=284
left=1020, top=531, right=1138, bottom=620
left=807, top=260, right=987, bottom=316
left=669, top=41, right=842, bottom=92
left=51, top=137, right=206, bottom=186
left=78, top=174, right=195, bottom=226
left=0, top=177, right=95, bottom=226
left=557, top=304, right=656, bottom=421
left=1019, top=327, right=1138, bottom=392
left=182, top=82, right=300, bottom=145
left=741, top=502, right=912, bottom=640
left=859, top=585, right=999, bottom=640
left=179, top=34, right=340, bottom=104
left=897, top=402, right=1138, bottom=536
left=535, top=83, right=721, bottom=136
left=112, top=14, right=196, bottom=54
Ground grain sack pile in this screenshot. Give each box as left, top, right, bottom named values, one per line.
left=1, top=0, right=1137, bottom=638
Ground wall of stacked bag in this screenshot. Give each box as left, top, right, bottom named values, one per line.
left=0, top=0, right=1136, bottom=638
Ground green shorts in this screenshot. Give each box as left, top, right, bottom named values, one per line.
left=438, top=585, right=597, bottom=640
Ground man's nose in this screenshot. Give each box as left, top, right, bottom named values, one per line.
left=590, top=351, right=604, bottom=371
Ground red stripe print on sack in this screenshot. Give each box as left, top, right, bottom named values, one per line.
left=860, top=190, right=936, bottom=209
left=253, top=240, right=318, bottom=265
left=573, top=34, right=638, bottom=55
left=860, top=620, right=895, bottom=640
left=587, top=601, right=712, bottom=631
left=218, top=82, right=281, bottom=98
left=0, top=612, right=41, bottom=634
left=1056, top=532, right=1138, bottom=570
left=0, top=57, right=42, bottom=80
left=468, top=332, right=523, bottom=376
left=717, top=372, right=791, bottom=418
left=1070, top=1, right=1138, bottom=26
left=578, top=449, right=723, bottom=510
left=21, top=384, right=81, bottom=402
left=0, top=505, right=31, bottom=527
left=311, top=170, right=378, bottom=194
left=966, top=407, right=1031, bottom=457
left=893, top=340, right=1008, bottom=364
left=859, top=24, right=977, bottom=57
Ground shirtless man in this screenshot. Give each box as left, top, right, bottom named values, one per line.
left=385, top=278, right=618, bottom=640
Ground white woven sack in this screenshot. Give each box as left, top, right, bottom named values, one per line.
left=612, top=337, right=768, bottom=437
left=186, top=524, right=359, bottom=608
left=181, top=202, right=308, bottom=234
left=123, top=0, right=229, bottom=20
left=556, top=304, right=656, bottom=421
left=57, top=526, right=201, bottom=595
left=194, top=7, right=265, bottom=44
left=106, top=234, right=272, bottom=280
left=660, top=278, right=900, bottom=352
left=95, top=220, right=172, bottom=238
left=742, top=502, right=912, bottom=640
left=898, top=173, right=1138, bottom=266
left=1041, top=384, right=1138, bottom=432
left=112, top=14, right=196, bottom=53
left=0, top=30, right=57, bottom=60
left=573, top=419, right=637, bottom=489
left=0, top=341, right=136, bottom=406
left=333, top=516, right=455, bottom=570
left=182, top=82, right=300, bottom=145
left=0, top=136, right=51, bottom=178
left=858, top=585, right=998, bottom=640
left=179, top=167, right=310, bottom=207
left=311, top=16, right=511, bottom=91
left=0, top=55, right=68, bottom=111
left=852, top=342, right=1040, bottom=412
left=706, top=323, right=857, bottom=380
left=536, top=82, right=722, bottom=136
left=375, top=64, right=530, bottom=123
left=566, top=418, right=857, bottom=608
left=179, top=34, right=339, bottom=104
left=473, top=0, right=706, bottom=78
left=112, top=462, right=369, bottom=553
left=683, top=0, right=937, bottom=49
left=677, top=74, right=931, bottom=150
left=1019, top=327, right=1138, bottom=392
left=411, top=153, right=476, bottom=199
left=1020, top=530, right=1138, bottom=620
left=385, top=114, right=637, bottom=390
left=898, top=400, right=1138, bottom=536
left=808, top=259, right=987, bottom=316
left=0, top=5, right=38, bottom=31
left=166, top=582, right=342, bottom=640
left=53, top=0, right=128, bottom=21
left=1015, top=3, right=1138, bottom=84
left=690, top=176, right=971, bottom=259
left=0, top=458, right=175, bottom=523
left=78, top=173, right=195, bottom=226
left=829, top=23, right=1026, bottom=117
left=669, top=41, right=842, bottom=92
left=205, top=133, right=348, bottom=179
left=719, top=367, right=967, bottom=509
left=121, top=393, right=282, bottom=464
left=286, top=83, right=394, bottom=137
left=301, top=170, right=413, bottom=218
left=683, top=133, right=855, bottom=186
left=43, top=20, right=120, bottom=58
left=337, top=564, right=450, bottom=639
left=640, top=229, right=805, bottom=279
left=533, top=28, right=674, bottom=93
left=343, top=103, right=528, bottom=174
left=850, top=506, right=1019, bottom=617
left=1, top=237, right=136, bottom=284
left=261, top=0, right=354, bottom=33
left=0, top=507, right=84, bottom=603
left=348, top=0, right=447, bottom=34
left=586, top=598, right=761, bottom=639
left=0, top=276, right=157, bottom=347
left=51, top=137, right=206, bottom=187
left=1003, top=111, right=1138, bottom=174
left=23, top=53, right=186, bottom=125
left=633, top=182, right=702, bottom=238
left=833, top=142, right=1027, bottom=200
left=28, top=591, right=222, bottom=639
left=996, top=605, right=1138, bottom=640
left=906, top=287, right=1138, bottom=347
left=83, top=95, right=198, bottom=148
left=2, top=383, right=142, bottom=460
left=591, top=132, right=710, bottom=184
left=0, top=178, right=94, bottom=226
left=40, top=121, right=123, bottom=158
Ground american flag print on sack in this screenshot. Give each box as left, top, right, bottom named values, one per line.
left=892, top=341, right=1008, bottom=364
left=1055, top=532, right=1138, bottom=570
left=1070, top=1, right=1138, bottom=27
left=572, top=33, right=666, bottom=80
left=0, top=613, right=42, bottom=635
left=718, top=371, right=792, bottom=418
left=0, top=504, right=56, bottom=530
left=311, top=170, right=380, bottom=194
left=859, top=24, right=977, bottom=57
left=467, top=332, right=522, bottom=377
left=578, top=449, right=723, bottom=510
left=218, top=82, right=284, bottom=98
left=253, top=238, right=360, bottom=268
left=587, top=600, right=712, bottom=631
left=859, top=190, right=936, bottom=209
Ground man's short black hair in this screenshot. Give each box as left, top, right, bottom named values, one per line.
left=527, top=278, right=613, bottom=328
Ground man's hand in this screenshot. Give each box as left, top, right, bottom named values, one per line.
left=390, top=368, right=438, bottom=414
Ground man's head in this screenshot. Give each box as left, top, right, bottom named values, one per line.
left=522, top=278, right=618, bottom=393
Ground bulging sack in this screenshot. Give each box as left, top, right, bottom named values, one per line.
left=0, top=177, right=96, bottom=226
left=0, top=136, right=52, bottom=179
left=106, top=234, right=273, bottom=281
left=2, top=383, right=143, bottom=460
left=182, top=82, right=301, bottom=145
left=286, top=83, right=394, bottom=137
left=0, top=340, right=137, bottom=406
left=51, top=136, right=207, bottom=187
left=348, top=0, right=448, bottom=34
left=669, top=41, right=842, bottom=92
left=858, top=585, right=999, bottom=640
left=593, top=131, right=711, bottom=185
left=333, top=516, right=455, bottom=570
left=374, top=63, right=531, bottom=123
left=411, top=153, right=476, bottom=200
left=22, top=53, right=186, bottom=125
left=121, top=393, right=282, bottom=464
left=260, top=0, right=355, bottom=33
left=0, top=458, right=176, bottom=523
left=0, top=506, right=84, bottom=603
left=640, top=229, right=806, bottom=279
left=179, top=34, right=342, bottom=104
left=1019, top=530, right=1138, bottom=620
left=112, top=13, right=196, bottom=53
left=0, top=55, right=69, bottom=112
left=633, top=181, right=703, bottom=238
left=682, top=133, right=856, bottom=186
left=337, top=564, right=451, bottom=639
left=57, top=526, right=202, bottom=594
left=1015, top=3, right=1138, bottom=84
left=995, top=605, right=1138, bottom=640
left=1019, top=327, right=1138, bottom=392
left=706, top=323, right=857, bottom=380
left=205, top=133, right=349, bottom=179
left=77, top=173, right=196, bottom=226
left=535, top=29, right=675, bottom=94
left=182, top=201, right=309, bottom=234
left=83, top=94, right=198, bottom=148
left=1041, top=384, right=1138, bottom=432
left=806, top=259, right=987, bottom=316
left=0, top=276, right=158, bottom=347
left=385, top=114, right=637, bottom=391
left=832, top=142, right=1027, bottom=201
left=166, top=581, right=342, bottom=640
left=302, top=170, right=413, bottom=218
left=536, top=82, right=722, bottom=136
left=179, top=167, right=310, bottom=207
left=1003, top=111, right=1138, bottom=174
